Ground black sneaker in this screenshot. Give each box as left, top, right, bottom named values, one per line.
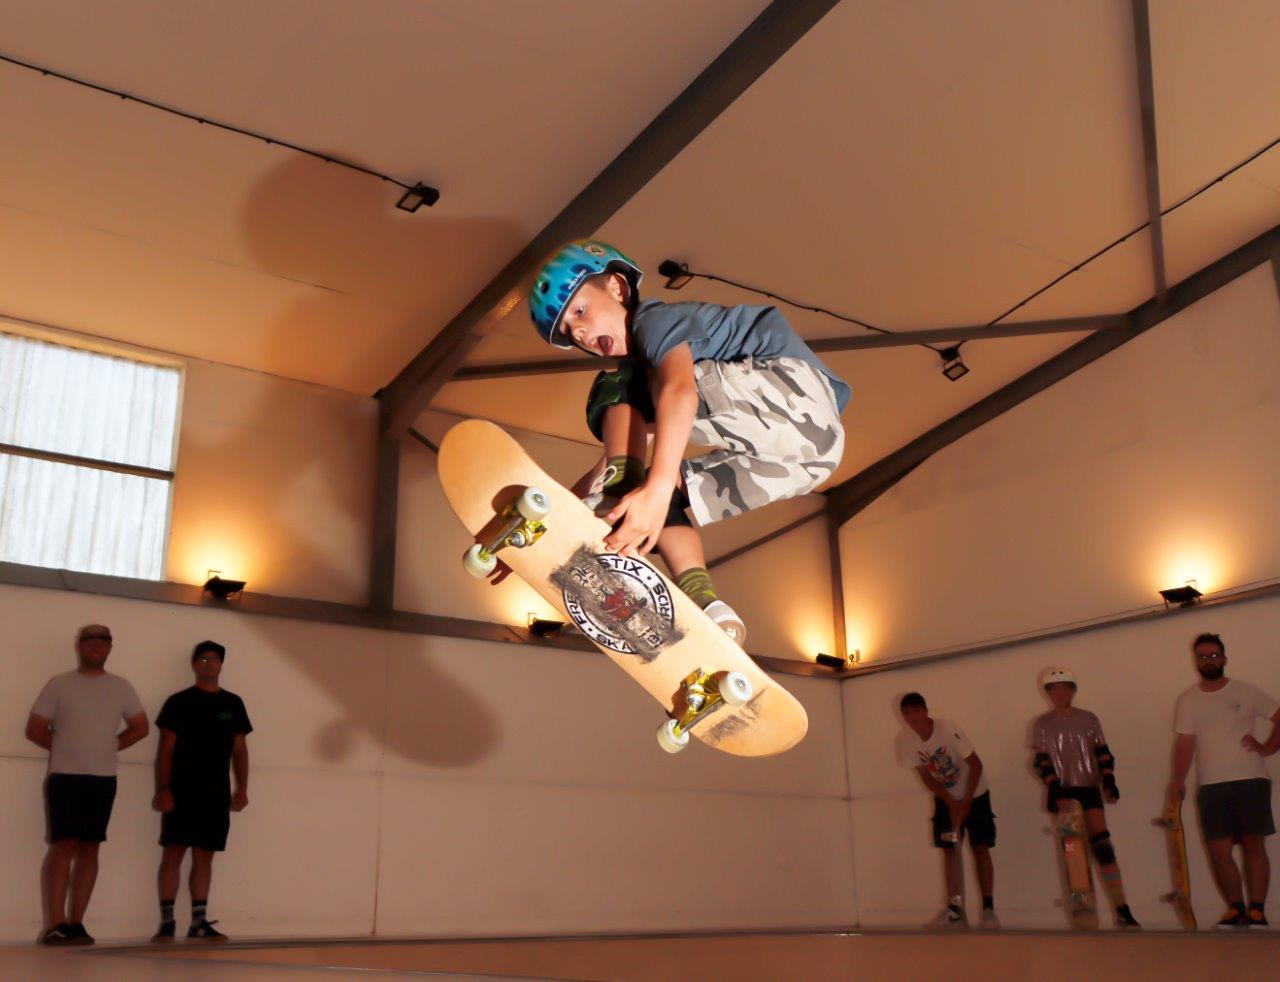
left=188, top=919, right=228, bottom=942
left=151, top=920, right=176, bottom=943
left=1247, top=908, right=1270, bottom=930
left=40, top=923, right=75, bottom=946
left=1217, top=907, right=1248, bottom=930
left=1116, top=906, right=1141, bottom=930
left=63, top=922, right=94, bottom=946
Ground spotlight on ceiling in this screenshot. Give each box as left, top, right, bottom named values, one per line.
left=657, top=259, right=694, bottom=291
left=939, top=346, right=969, bottom=382
left=202, top=575, right=246, bottom=602
left=1159, top=584, right=1203, bottom=608
left=395, top=181, right=440, bottom=213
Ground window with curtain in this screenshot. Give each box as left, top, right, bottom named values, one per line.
left=0, top=328, right=181, bottom=580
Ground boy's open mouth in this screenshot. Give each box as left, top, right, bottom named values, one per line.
left=597, top=335, right=614, bottom=357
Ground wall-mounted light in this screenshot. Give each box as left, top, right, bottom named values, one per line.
left=816, top=651, right=859, bottom=671
left=203, top=572, right=246, bottom=601
left=939, top=346, right=969, bottom=381
left=396, top=182, right=440, bottom=213
left=527, top=617, right=565, bottom=638
left=657, top=259, right=694, bottom=291
left=1159, top=582, right=1203, bottom=608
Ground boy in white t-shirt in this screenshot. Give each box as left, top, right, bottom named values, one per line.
left=1170, top=632, right=1280, bottom=929
left=895, top=692, right=998, bottom=930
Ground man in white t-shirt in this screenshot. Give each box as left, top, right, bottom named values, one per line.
left=1170, top=632, right=1280, bottom=930
left=895, top=692, right=998, bottom=930
left=25, top=624, right=148, bottom=946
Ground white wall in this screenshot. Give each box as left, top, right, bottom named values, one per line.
left=169, top=359, right=377, bottom=605
left=838, top=263, right=1280, bottom=662
left=843, top=594, right=1280, bottom=929
left=1, top=582, right=853, bottom=943
left=834, top=261, right=1280, bottom=929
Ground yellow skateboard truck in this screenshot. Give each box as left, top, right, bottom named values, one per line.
left=657, top=668, right=753, bottom=754
left=462, top=487, right=551, bottom=577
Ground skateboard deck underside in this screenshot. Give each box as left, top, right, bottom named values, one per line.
left=437, top=419, right=809, bottom=757
left=1055, top=802, right=1098, bottom=929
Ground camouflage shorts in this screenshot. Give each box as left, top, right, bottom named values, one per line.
left=682, top=357, right=845, bottom=526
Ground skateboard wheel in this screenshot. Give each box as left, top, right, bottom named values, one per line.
left=656, top=718, right=690, bottom=754
left=719, top=671, right=753, bottom=708
left=517, top=487, right=551, bottom=521
left=462, top=543, right=497, bottom=578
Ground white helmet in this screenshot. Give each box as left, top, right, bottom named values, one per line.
left=1042, top=667, right=1077, bottom=690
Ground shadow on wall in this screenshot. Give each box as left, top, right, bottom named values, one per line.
left=238, top=152, right=528, bottom=394
left=177, top=154, right=521, bottom=765
left=245, top=616, right=501, bottom=769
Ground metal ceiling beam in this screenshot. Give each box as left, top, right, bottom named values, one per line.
left=450, top=315, right=1130, bottom=383
left=376, top=0, right=842, bottom=435
left=828, top=220, right=1280, bottom=525
left=369, top=435, right=401, bottom=612
left=1131, top=0, right=1168, bottom=300
left=826, top=506, right=848, bottom=664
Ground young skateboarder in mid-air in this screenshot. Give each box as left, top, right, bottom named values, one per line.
left=527, top=240, right=850, bottom=646
left=1033, top=668, right=1141, bottom=929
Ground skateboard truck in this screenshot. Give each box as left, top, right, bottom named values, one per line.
left=657, top=668, right=753, bottom=754
left=462, top=487, right=551, bottom=577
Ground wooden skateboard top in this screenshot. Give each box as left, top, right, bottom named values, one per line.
left=437, top=419, right=808, bottom=757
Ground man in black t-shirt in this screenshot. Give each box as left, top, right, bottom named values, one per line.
left=150, top=640, right=252, bottom=943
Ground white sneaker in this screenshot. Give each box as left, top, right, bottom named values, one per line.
left=925, top=904, right=968, bottom=930
left=582, top=464, right=621, bottom=518
left=582, top=489, right=619, bottom=518
left=979, top=908, right=1000, bottom=930
left=703, top=600, right=747, bottom=647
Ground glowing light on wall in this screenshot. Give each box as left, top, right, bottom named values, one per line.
left=503, top=589, right=560, bottom=630
left=170, top=530, right=256, bottom=588
left=1149, top=539, right=1231, bottom=598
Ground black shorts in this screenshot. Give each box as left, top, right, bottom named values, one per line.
left=161, top=794, right=231, bottom=852
left=45, top=773, right=117, bottom=843
left=932, top=791, right=996, bottom=848
left=1197, top=778, right=1275, bottom=841
left=1057, top=786, right=1105, bottom=811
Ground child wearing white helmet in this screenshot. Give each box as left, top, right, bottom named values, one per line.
left=1032, top=668, right=1140, bottom=929
left=527, top=240, right=850, bottom=646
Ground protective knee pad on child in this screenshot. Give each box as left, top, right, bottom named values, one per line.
left=1088, top=831, right=1116, bottom=866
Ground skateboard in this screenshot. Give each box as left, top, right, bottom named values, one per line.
left=941, top=825, right=966, bottom=920
left=1153, top=790, right=1196, bottom=930
left=437, top=419, right=809, bottom=757
left=1052, top=800, right=1098, bottom=929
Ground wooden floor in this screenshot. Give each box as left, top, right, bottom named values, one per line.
left=4, top=929, right=1278, bottom=980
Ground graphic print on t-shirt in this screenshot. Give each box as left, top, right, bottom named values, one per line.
left=918, top=745, right=962, bottom=792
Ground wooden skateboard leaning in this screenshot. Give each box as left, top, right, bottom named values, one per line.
left=437, top=419, right=809, bottom=757
left=1052, top=800, right=1098, bottom=929
left=1153, top=790, right=1197, bottom=930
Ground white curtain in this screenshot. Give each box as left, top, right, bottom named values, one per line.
left=0, top=329, right=180, bottom=579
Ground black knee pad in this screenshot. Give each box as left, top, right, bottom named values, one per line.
left=1089, top=831, right=1116, bottom=866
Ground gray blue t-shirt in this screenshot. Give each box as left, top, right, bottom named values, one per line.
left=629, top=299, right=851, bottom=412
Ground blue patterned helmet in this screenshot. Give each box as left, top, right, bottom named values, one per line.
left=528, top=240, right=643, bottom=349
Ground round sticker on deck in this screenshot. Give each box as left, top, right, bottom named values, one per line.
left=562, top=554, right=676, bottom=655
